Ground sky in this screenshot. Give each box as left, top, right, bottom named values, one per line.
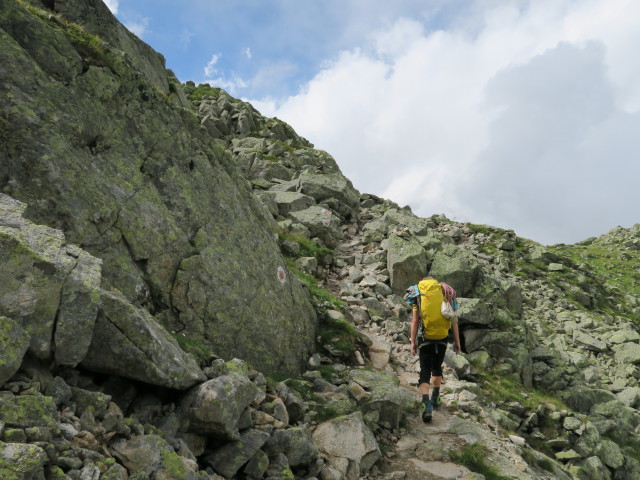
left=106, top=0, right=640, bottom=245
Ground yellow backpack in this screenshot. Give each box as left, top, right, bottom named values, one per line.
left=418, top=278, right=450, bottom=340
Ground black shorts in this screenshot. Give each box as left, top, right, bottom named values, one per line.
left=418, top=341, right=447, bottom=385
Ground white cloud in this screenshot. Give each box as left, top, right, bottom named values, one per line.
left=104, top=0, right=119, bottom=14
left=201, top=53, right=249, bottom=94
left=208, top=75, right=248, bottom=93
left=243, top=47, right=252, bottom=59
left=204, top=54, right=221, bottom=77
left=255, top=0, right=640, bottom=244
left=125, top=17, right=149, bottom=38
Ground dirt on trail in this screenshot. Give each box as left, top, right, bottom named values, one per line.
left=371, top=341, right=475, bottom=480
left=322, top=226, right=481, bottom=479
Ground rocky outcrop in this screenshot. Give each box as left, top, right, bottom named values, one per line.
left=0, top=194, right=101, bottom=364
left=2, top=1, right=640, bottom=479
left=0, top=193, right=204, bottom=390
left=0, top=0, right=316, bottom=376
left=81, top=289, right=206, bottom=389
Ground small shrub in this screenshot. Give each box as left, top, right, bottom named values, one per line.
left=173, top=333, right=215, bottom=366
left=285, top=260, right=345, bottom=312
left=450, top=443, right=512, bottom=480
left=183, top=83, right=222, bottom=102
left=317, top=316, right=357, bottom=358
left=279, top=233, right=333, bottom=261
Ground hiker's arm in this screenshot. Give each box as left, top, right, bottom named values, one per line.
left=452, top=323, right=461, bottom=354
left=410, top=307, right=419, bottom=355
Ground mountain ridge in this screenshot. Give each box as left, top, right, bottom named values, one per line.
left=1, top=1, right=639, bottom=479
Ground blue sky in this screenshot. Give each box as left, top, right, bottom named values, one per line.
left=110, top=0, right=461, bottom=98
left=107, top=0, right=640, bottom=245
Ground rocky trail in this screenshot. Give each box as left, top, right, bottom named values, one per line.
left=321, top=215, right=496, bottom=480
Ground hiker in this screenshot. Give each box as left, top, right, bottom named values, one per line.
left=408, top=277, right=461, bottom=422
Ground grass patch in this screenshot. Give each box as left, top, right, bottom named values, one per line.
left=550, top=241, right=640, bottom=318
left=286, top=259, right=345, bottom=312
left=450, top=443, right=512, bottom=480
left=279, top=233, right=333, bottom=261
left=183, top=83, right=222, bottom=102
left=19, top=0, right=123, bottom=73
left=283, top=378, right=315, bottom=399
left=621, top=437, right=640, bottom=463
left=481, top=373, right=566, bottom=412
left=172, top=332, right=216, bottom=366
left=317, top=317, right=357, bottom=358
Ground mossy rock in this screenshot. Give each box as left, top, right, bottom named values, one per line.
left=0, top=394, right=58, bottom=430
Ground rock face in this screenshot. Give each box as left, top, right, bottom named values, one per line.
left=0, top=0, right=316, bottom=376
left=0, top=194, right=101, bottom=364
left=0, top=317, right=29, bottom=387
left=0, top=193, right=204, bottom=390
left=81, top=289, right=206, bottom=389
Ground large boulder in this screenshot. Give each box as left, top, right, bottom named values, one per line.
left=428, top=244, right=480, bottom=296
left=560, top=386, right=617, bottom=414
left=613, top=342, right=640, bottom=364
left=178, top=372, right=259, bottom=440
left=288, top=206, right=343, bottom=247
left=0, top=317, right=29, bottom=388
left=0, top=3, right=317, bottom=376
left=297, top=171, right=360, bottom=220
left=0, top=194, right=101, bottom=363
left=348, top=369, right=416, bottom=429
left=0, top=394, right=58, bottom=430
left=263, top=427, right=318, bottom=467
left=54, top=243, right=102, bottom=366
left=110, top=434, right=198, bottom=480
left=260, top=191, right=316, bottom=217
left=81, top=289, right=205, bottom=389
left=387, top=234, right=428, bottom=295
left=456, top=298, right=492, bottom=326
left=0, top=442, right=48, bottom=480
left=312, top=411, right=381, bottom=479
left=203, top=429, right=270, bottom=479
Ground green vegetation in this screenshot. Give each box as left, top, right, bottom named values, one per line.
left=279, top=233, right=333, bottom=261
left=19, top=0, right=123, bottom=73
left=622, top=437, right=640, bottom=463
left=480, top=372, right=571, bottom=456
left=481, top=373, right=567, bottom=412
left=161, top=450, right=191, bottom=478
left=317, top=316, right=357, bottom=358
left=283, top=378, right=315, bottom=398
left=172, top=332, right=216, bottom=366
left=285, top=259, right=345, bottom=312
left=551, top=240, right=640, bottom=316
left=182, top=82, right=222, bottom=102
left=450, top=443, right=513, bottom=480
left=281, top=378, right=352, bottom=423
left=521, top=448, right=556, bottom=474
left=465, top=223, right=493, bottom=235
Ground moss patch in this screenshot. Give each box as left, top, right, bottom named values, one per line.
left=450, top=443, right=512, bottom=480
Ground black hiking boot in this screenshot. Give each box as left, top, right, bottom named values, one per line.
left=421, top=400, right=433, bottom=422
left=432, top=394, right=442, bottom=409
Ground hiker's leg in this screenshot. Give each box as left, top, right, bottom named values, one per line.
left=418, top=344, right=436, bottom=422
left=430, top=343, right=447, bottom=408
left=418, top=345, right=432, bottom=397
left=430, top=343, right=447, bottom=380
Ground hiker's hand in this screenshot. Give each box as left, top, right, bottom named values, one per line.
left=453, top=341, right=461, bottom=354
left=410, top=341, right=416, bottom=356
